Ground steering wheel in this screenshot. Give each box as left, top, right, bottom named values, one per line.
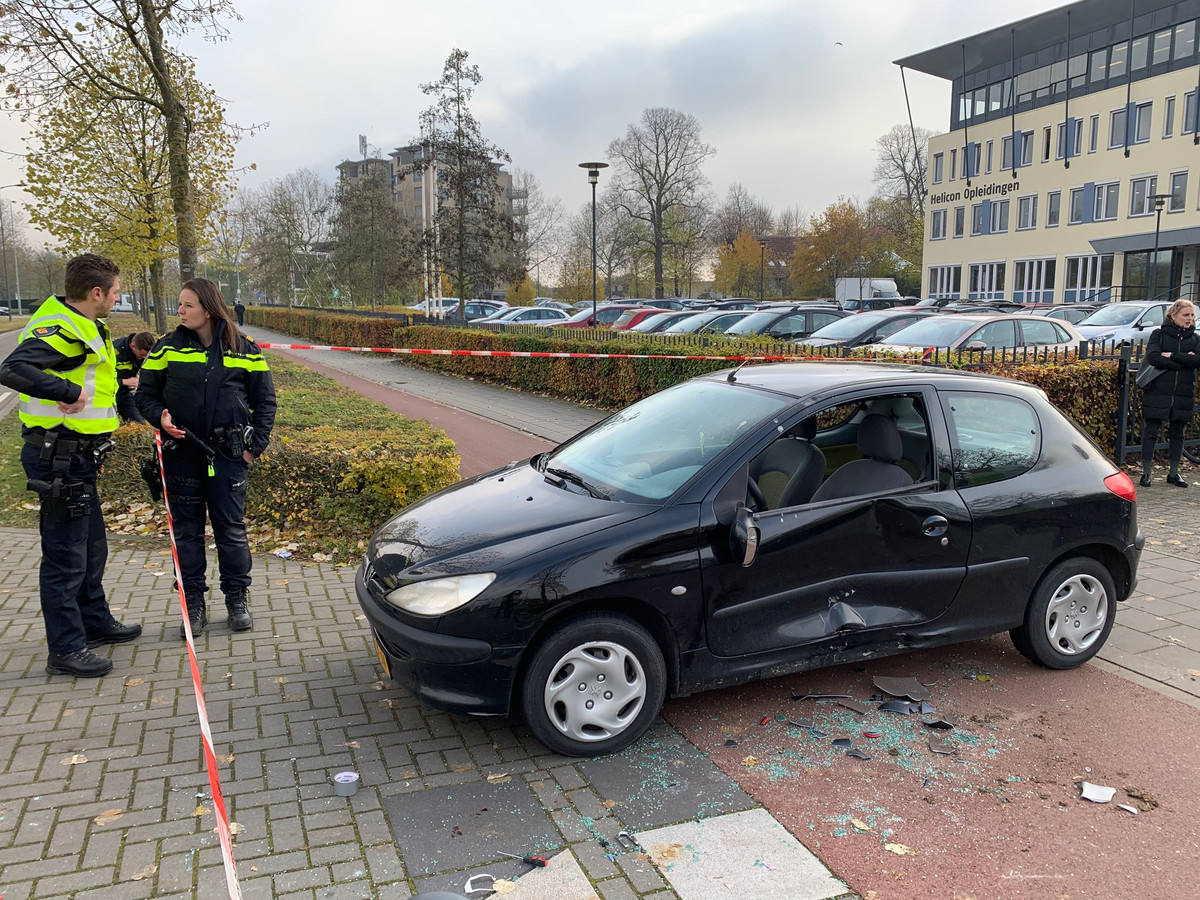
left=747, top=478, right=767, bottom=512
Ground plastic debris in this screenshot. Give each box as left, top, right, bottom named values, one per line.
left=759, top=716, right=771, bottom=725
left=809, top=728, right=828, bottom=739
left=272, top=548, right=293, bottom=559
left=921, top=713, right=958, bottom=729
left=838, top=698, right=871, bottom=715
left=616, top=831, right=639, bottom=850
left=928, top=735, right=955, bottom=755
left=832, top=737, right=853, bottom=749
left=863, top=731, right=882, bottom=739
left=873, top=676, right=932, bottom=701
left=465, top=874, right=496, bottom=894
left=1118, top=804, right=1139, bottom=815
left=788, top=718, right=814, bottom=729
left=1079, top=781, right=1117, bottom=803
left=879, top=700, right=916, bottom=715
left=919, top=700, right=937, bottom=714
left=724, top=738, right=738, bottom=747
left=846, top=748, right=871, bottom=760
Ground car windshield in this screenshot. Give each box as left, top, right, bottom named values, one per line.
left=809, top=312, right=891, bottom=340
left=881, top=317, right=976, bottom=346
left=629, top=313, right=677, bottom=332
left=663, top=313, right=718, bottom=333
left=544, top=380, right=791, bottom=503
left=1077, top=304, right=1141, bottom=326
left=723, top=312, right=780, bottom=335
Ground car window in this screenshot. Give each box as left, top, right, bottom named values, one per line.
left=877, top=316, right=922, bottom=339
left=1138, top=306, right=1166, bottom=327
left=941, top=391, right=1040, bottom=488
left=969, top=319, right=1018, bottom=348
left=1019, top=319, right=1066, bottom=346
left=810, top=311, right=843, bottom=330
left=767, top=314, right=807, bottom=338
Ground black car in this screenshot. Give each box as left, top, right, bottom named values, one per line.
left=805, top=309, right=938, bottom=348
left=721, top=304, right=848, bottom=341
left=356, top=363, right=1141, bottom=756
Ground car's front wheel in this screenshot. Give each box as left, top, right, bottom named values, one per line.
left=1011, top=557, right=1116, bottom=668
left=520, top=613, right=666, bottom=757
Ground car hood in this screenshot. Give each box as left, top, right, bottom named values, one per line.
left=368, top=459, right=658, bottom=580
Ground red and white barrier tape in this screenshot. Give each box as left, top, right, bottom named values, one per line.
left=258, top=342, right=926, bottom=363
left=156, top=431, right=242, bottom=900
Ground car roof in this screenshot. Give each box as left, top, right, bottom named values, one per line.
left=697, top=360, right=1037, bottom=397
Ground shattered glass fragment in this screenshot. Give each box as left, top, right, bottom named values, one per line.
left=879, top=700, right=916, bottom=715
left=831, top=737, right=853, bottom=749
left=846, top=748, right=871, bottom=760
left=788, top=718, right=814, bottom=729
left=873, top=676, right=932, bottom=701
left=792, top=692, right=852, bottom=702
left=838, top=699, right=871, bottom=715
left=919, top=700, right=937, bottom=714
left=921, top=714, right=957, bottom=729
left=928, top=735, right=954, bottom=755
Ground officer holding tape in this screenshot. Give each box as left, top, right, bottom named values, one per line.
left=0, top=254, right=142, bottom=677
left=136, top=278, right=276, bottom=638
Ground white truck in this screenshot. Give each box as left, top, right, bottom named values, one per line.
left=835, top=277, right=902, bottom=311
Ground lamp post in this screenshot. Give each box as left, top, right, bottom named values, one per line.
left=11, top=201, right=20, bottom=312
left=578, top=162, right=608, bottom=325
left=1150, top=192, right=1171, bottom=302
left=758, top=238, right=767, bottom=302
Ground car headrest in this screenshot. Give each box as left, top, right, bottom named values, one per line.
left=857, top=413, right=903, bottom=463
left=796, top=418, right=817, bottom=441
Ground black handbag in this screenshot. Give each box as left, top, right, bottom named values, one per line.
left=1136, top=363, right=1165, bottom=388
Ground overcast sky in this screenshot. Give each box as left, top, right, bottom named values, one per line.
left=0, top=0, right=1062, bottom=239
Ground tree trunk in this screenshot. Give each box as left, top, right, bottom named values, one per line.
left=149, top=259, right=167, bottom=333
left=139, top=0, right=198, bottom=283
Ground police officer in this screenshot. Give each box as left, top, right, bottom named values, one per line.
left=0, top=254, right=142, bottom=677
left=113, top=331, right=155, bottom=423
left=136, top=278, right=276, bottom=638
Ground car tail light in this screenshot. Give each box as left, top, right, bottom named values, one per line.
left=1104, top=471, right=1137, bottom=502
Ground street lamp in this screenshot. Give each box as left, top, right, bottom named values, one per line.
left=578, top=161, right=608, bottom=326
left=758, top=238, right=767, bottom=302
left=10, top=201, right=19, bottom=311
left=1149, top=193, right=1171, bottom=302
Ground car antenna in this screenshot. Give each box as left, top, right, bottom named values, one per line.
left=727, top=352, right=764, bottom=382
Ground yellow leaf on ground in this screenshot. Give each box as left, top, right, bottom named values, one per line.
left=194, top=805, right=210, bottom=817
left=885, top=843, right=916, bottom=856
left=61, top=753, right=87, bottom=766
left=486, top=773, right=511, bottom=784
left=851, top=818, right=871, bottom=832
left=130, top=864, right=157, bottom=880
left=741, top=755, right=760, bottom=767
left=94, top=809, right=123, bottom=825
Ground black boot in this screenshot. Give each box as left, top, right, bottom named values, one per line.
left=225, top=589, right=253, bottom=632
left=1140, top=464, right=1153, bottom=487
left=46, top=647, right=113, bottom=678
left=180, top=590, right=207, bottom=640
left=1167, top=471, right=1189, bottom=488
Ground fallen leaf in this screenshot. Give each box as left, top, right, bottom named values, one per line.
left=130, top=864, right=157, bottom=880
left=274, top=580, right=289, bottom=585
left=402, top=771, right=418, bottom=779
left=379, top=699, right=395, bottom=709
left=217, top=754, right=234, bottom=764
left=1187, top=669, right=1200, bottom=678
left=275, top=677, right=286, bottom=684
left=600, top=799, right=617, bottom=808
left=344, top=741, right=360, bottom=749
left=649, top=842, right=685, bottom=865
left=124, top=677, right=144, bottom=687
left=452, top=765, right=473, bottom=773
left=213, top=822, right=245, bottom=835
left=884, top=843, right=916, bottom=856
left=851, top=818, right=871, bottom=832
left=194, top=805, right=210, bottom=817
left=740, top=755, right=760, bottom=767
left=61, top=753, right=87, bottom=766
left=94, top=809, right=123, bottom=826
left=486, top=773, right=511, bottom=784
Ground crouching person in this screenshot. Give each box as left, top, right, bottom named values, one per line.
left=136, top=278, right=276, bottom=638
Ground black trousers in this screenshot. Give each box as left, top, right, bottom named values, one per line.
left=163, top=448, right=251, bottom=601
left=20, top=442, right=115, bottom=655
left=1141, top=417, right=1187, bottom=466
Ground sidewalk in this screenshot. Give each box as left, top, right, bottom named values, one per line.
left=1, top=331, right=1199, bottom=899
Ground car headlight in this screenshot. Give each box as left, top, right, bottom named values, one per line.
left=1093, top=330, right=1116, bottom=340
left=384, top=573, right=496, bottom=616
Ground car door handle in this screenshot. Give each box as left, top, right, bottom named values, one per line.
left=922, top=515, right=949, bottom=537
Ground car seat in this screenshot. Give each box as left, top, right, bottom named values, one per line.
left=752, top=419, right=826, bottom=508
left=809, top=414, right=914, bottom=502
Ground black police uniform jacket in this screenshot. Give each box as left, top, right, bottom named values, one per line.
left=113, top=334, right=146, bottom=422
left=134, top=319, right=276, bottom=457
left=1142, top=318, right=1200, bottom=422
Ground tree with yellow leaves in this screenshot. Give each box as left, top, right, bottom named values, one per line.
left=791, top=198, right=893, bottom=297
left=23, top=40, right=235, bottom=331
left=712, top=229, right=766, bottom=298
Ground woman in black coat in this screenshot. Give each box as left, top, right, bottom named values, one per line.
left=1140, top=299, right=1199, bottom=487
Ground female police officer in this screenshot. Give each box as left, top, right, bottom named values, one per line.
left=136, top=278, right=276, bottom=637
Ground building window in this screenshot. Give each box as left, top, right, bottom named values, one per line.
left=1187, top=91, right=1198, bottom=134
left=1069, top=188, right=1085, bottom=224
left=971, top=203, right=985, bottom=236
left=929, top=264, right=962, bottom=299
left=1017, top=196, right=1038, bottom=230
left=1131, top=35, right=1149, bottom=70
left=933, top=153, right=944, bottom=184
left=968, top=262, right=1006, bottom=300
left=1001, top=132, right=1033, bottom=170
left=1057, top=118, right=1083, bottom=159
left=931, top=209, right=947, bottom=240
left=1165, top=96, right=1176, bottom=138
left=1110, top=108, right=1126, bottom=148
left=1013, top=258, right=1057, bottom=304
left=1042, top=126, right=1052, bottom=162
left=1134, top=102, right=1152, bottom=143
left=950, top=148, right=957, bottom=181
left=1178, top=21, right=1198, bottom=60
left=986, top=141, right=993, bottom=174
left=1108, top=42, right=1128, bottom=79
left=1153, top=28, right=1172, bottom=65
left=1094, top=182, right=1119, bottom=221
left=1130, top=176, right=1158, bottom=216
left=990, top=200, right=1010, bottom=233
left=963, top=142, right=981, bottom=178
left=1065, top=254, right=1115, bottom=303
left=1047, top=191, right=1061, bottom=227
left=1090, top=114, right=1100, bottom=152
left=1171, top=171, right=1187, bottom=212
left=954, top=206, right=965, bottom=238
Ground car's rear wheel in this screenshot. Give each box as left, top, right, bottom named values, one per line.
left=1011, top=558, right=1116, bottom=668
left=520, top=613, right=666, bottom=757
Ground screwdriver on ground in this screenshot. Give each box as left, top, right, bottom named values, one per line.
left=498, top=850, right=549, bottom=867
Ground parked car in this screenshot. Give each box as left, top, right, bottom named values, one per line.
left=1074, top=300, right=1170, bottom=346
left=627, top=311, right=697, bottom=333
left=478, top=306, right=570, bottom=325
left=459, top=300, right=508, bottom=321
left=611, top=308, right=666, bottom=331
left=355, top=362, right=1141, bottom=756
left=638, top=298, right=688, bottom=310
left=551, top=304, right=637, bottom=328
left=406, top=298, right=461, bottom=316
left=840, top=297, right=910, bottom=313
left=721, top=304, right=848, bottom=342
left=535, top=298, right=574, bottom=311
left=870, top=314, right=1083, bottom=354
left=1017, top=303, right=1103, bottom=325
left=703, top=298, right=768, bottom=310
left=805, top=309, right=939, bottom=348
left=659, top=310, right=755, bottom=335
left=914, top=298, right=955, bottom=308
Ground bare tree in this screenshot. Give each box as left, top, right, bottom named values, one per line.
left=774, top=205, right=808, bottom=239
left=244, top=170, right=334, bottom=305
left=510, top=169, right=563, bottom=292
left=0, top=0, right=240, bottom=283
left=607, top=107, right=715, bottom=298
left=709, top=183, right=774, bottom=248
left=873, top=124, right=932, bottom=217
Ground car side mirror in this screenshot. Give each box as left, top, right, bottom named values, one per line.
left=964, top=340, right=987, bottom=351
left=729, top=505, right=760, bottom=567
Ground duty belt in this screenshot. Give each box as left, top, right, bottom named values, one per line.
left=23, top=429, right=113, bottom=454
